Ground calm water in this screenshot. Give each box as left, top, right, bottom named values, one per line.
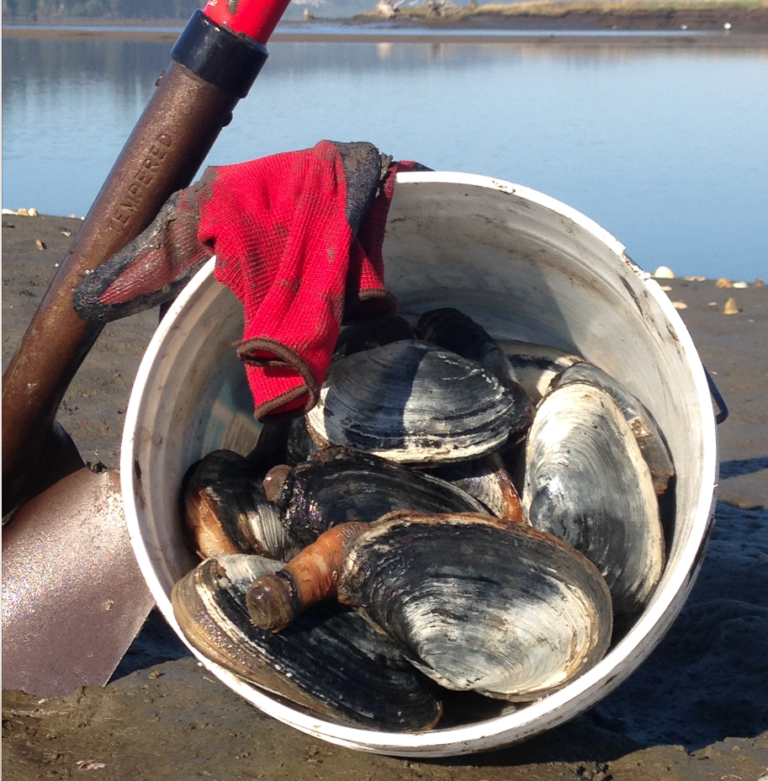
left=3, top=37, right=767, bottom=280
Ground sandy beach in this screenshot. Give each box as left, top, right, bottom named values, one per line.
left=2, top=212, right=767, bottom=779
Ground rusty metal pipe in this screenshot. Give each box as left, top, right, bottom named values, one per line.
left=2, top=12, right=268, bottom=516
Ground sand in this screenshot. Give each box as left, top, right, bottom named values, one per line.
left=2, top=214, right=767, bottom=779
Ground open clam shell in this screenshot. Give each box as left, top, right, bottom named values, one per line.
left=172, top=554, right=442, bottom=731
left=337, top=511, right=613, bottom=702
left=548, top=362, right=675, bottom=496
left=306, top=340, right=529, bottom=464
left=183, top=450, right=301, bottom=562
left=523, top=381, right=665, bottom=627
left=426, top=453, right=523, bottom=523
left=265, top=446, right=488, bottom=548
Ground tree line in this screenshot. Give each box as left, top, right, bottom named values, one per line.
left=3, top=0, right=202, bottom=18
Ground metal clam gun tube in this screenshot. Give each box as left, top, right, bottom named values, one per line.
left=1, top=6, right=283, bottom=517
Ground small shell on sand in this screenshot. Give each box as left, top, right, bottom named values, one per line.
left=16, top=208, right=29, bottom=217
left=723, top=298, right=740, bottom=315
left=716, top=278, right=733, bottom=288
left=683, top=276, right=706, bottom=282
left=660, top=285, right=672, bottom=292
left=732, top=282, right=748, bottom=289
left=709, top=302, right=719, bottom=308
left=672, top=301, right=688, bottom=310
left=652, top=266, right=674, bottom=279
left=755, top=279, right=764, bottom=287
left=35, top=239, right=46, bottom=251
left=28, top=207, right=39, bottom=217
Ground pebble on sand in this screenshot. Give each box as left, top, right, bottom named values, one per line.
left=672, top=301, right=688, bottom=310
left=652, top=265, right=675, bottom=279
left=35, top=239, right=47, bottom=251
left=732, top=281, right=749, bottom=289
left=683, top=276, right=706, bottom=282
left=755, top=279, right=764, bottom=287
left=716, top=278, right=733, bottom=288
left=723, top=297, right=740, bottom=315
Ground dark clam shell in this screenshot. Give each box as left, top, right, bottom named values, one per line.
left=427, top=453, right=523, bottom=523
left=267, top=447, right=488, bottom=548
left=549, top=362, right=675, bottom=496
left=337, top=512, right=613, bottom=701
left=416, top=308, right=533, bottom=434
left=523, top=381, right=665, bottom=627
left=183, top=450, right=301, bottom=562
left=416, top=308, right=519, bottom=389
left=332, top=315, right=415, bottom=362
left=285, top=416, right=320, bottom=466
left=306, top=340, right=529, bottom=464
left=172, top=554, right=442, bottom=731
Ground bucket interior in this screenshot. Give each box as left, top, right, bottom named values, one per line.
left=122, top=172, right=717, bottom=756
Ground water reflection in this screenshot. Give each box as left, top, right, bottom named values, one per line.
left=3, top=37, right=767, bottom=279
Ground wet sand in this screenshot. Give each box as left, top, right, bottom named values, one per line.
left=2, top=215, right=767, bottom=779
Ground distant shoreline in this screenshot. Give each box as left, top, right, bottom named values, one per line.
left=4, top=27, right=768, bottom=47
left=4, top=0, right=768, bottom=46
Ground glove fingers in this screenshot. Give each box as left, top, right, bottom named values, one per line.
left=236, top=339, right=321, bottom=419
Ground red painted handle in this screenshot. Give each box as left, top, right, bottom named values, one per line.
left=203, top=0, right=292, bottom=44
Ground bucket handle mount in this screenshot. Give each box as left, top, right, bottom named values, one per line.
left=704, top=366, right=729, bottom=425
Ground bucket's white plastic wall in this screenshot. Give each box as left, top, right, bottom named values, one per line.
left=121, top=172, right=718, bottom=757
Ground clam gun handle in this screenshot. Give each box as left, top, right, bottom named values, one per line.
left=246, top=522, right=370, bottom=632
left=1, top=0, right=291, bottom=517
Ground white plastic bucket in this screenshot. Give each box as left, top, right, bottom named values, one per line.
left=122, top=172, right=718, bottom=757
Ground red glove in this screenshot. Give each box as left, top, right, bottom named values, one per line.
left=74, top=141, right=420, bottom=419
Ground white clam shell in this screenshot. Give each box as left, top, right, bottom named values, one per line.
left=338, top=513, right=613, bottom=701
left=523, top=381, right=665, bottom=626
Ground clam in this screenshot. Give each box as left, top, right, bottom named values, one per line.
left=416, top=308, right=522, bottom=391
left=306, top=340, right=530, bottom=464
left=247, top=418, right=294, bottom=473
left=416, top=308, right=532, bottom=434
left=245, top=512, right=612, bottom=701
left=426, top=453, right=523, bottom=523
left=332, top=314, right=415, bottom=362
left=495, top=339, right=583, bottom=405
left=523, top=381, right=665, bottom=626
left=285, top=415, right=320, bottom=466
left=548, top=362, right=675, bottom=496
left=263, top=446, right=488, bottom=547
left=172, top=554, right=442, bottom=731
left=340, top=512, right=612, bottom=700
left=183, top=449, right=301, bottom=562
